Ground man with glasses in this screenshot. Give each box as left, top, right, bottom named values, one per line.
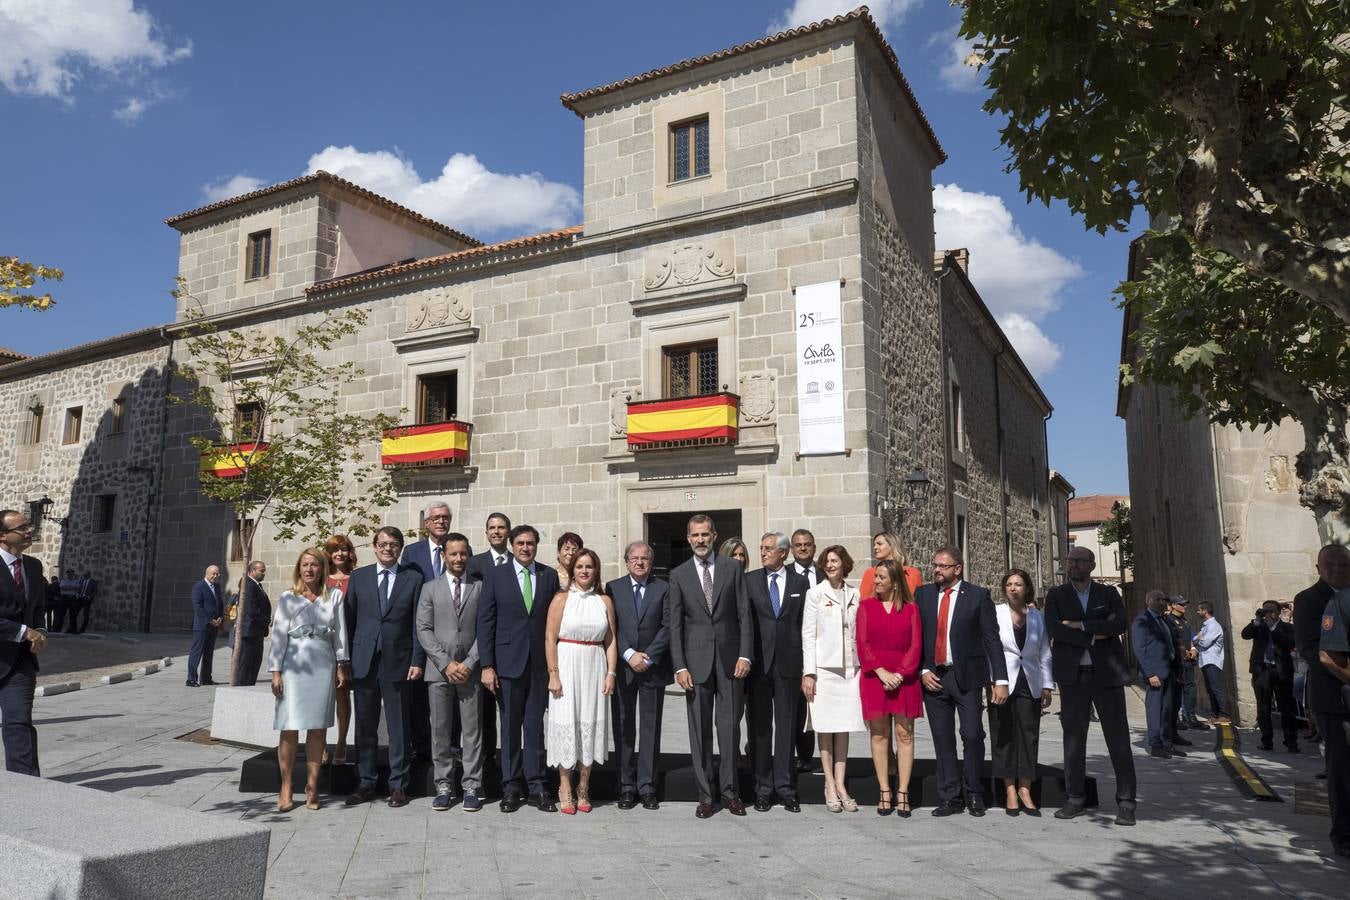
left=233, top=560, right=270, bottom=686
left=606, top=540, right=671, bottom=810
left=0, top=511, right=47, bottom=775
left=401, top=502, right=454, bottom=766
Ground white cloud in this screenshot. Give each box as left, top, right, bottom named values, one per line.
left=112, top=96, right=146, bottom=123
left=938, top=35, right=983, bottom=93
left=201, top=175, right=266, bottom=203
left=933, top=183, right=1084, bottom=376
left=305, top=146, right=581, bottom=237
left=0, top=0, right=191, bottom=100
left=769, top=0, right=921, bottom=34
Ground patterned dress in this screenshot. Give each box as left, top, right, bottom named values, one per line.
left=546, top=586, right=612, bottom=767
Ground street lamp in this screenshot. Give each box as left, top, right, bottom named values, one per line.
left=36, top=494, right=68, bottom=530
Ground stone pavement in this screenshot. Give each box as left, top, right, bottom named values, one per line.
left=26, top=640, right=1349, bottom=899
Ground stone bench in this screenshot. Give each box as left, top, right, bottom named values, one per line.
left=210, top=684, right=341, bottom=749
left=0, top=771, right=270, bottom=899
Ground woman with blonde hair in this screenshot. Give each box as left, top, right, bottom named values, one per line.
left=323, top=533, right=357, bottom=765
left=859, top=531, right=922, bottom=599
left=857, top=559, right=922, bottom=816
left=719, top=537, right=750, bottom=571
left=269, top=546, right=349, bottom=811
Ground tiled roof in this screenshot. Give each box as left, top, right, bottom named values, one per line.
left=164, top=171, right=483, bottom=247
left=559, top=6, right=945, bottom=163
left=0, top=326, right=169, bottom=379
left=1069, top=495, right=1129, bottom=527
left=0, top=345, right=27, bottom=361
left=306, top=225, right=584, bottom=295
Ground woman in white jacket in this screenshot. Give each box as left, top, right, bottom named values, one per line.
left=801, top=545, right=866, bottom=812
left=989, top=568, right=1053, bottom=816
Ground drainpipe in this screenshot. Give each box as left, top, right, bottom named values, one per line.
left=936, top=265, right=955, bottom=547
left=137, top=328, right=175, bottom=633
left=993, top=341, right=1007, bottom=569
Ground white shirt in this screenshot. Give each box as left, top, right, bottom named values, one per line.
left=375, top=564, right=398, bottom=597
left=622, top=577, right=649, bottom=662
left=1076, top=584, right=1093, bottom=665
left=674, top=554, right=750, bottom=675
left=513, top=559, right=537, bottom=591
left=920, top=580, right=1007, bottom=685
left=793, top=561, right=818, bottom=588
left=1, top=547, right=29, bottom=642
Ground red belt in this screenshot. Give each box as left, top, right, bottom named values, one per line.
left=558, top=638, right=602, bottom=646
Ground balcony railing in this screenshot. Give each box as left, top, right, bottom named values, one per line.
left=626, top=392, right=738, bottom=451
left=381, top=420, right=473, bottom=468
left=201, top=442, right=270, bottom=479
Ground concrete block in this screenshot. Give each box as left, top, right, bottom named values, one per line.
left=35, top=682, right=80, bottom=698
left=100, top=672, right=133, bottom=685
left=134, top=662, right=159, bottom=676
left=0, top=771, right=269, bottom=900
left=210, top=684, right=340, bottom=749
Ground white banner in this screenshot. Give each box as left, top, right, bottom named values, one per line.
left=795, top=280, right=845, bottom=455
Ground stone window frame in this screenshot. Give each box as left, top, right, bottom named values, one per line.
left=230, top=518, right=256, bottom=562
left=400, top=345, right=474, bottom=430
left=652, top=85, right=726, bottom=209
left=233, top=208, right=280, bottom=299
left=245, top=229, right=273, bottom=281
left=946, top=358, right=966, bottom=469
left=416, top=369, right=460, bottom=424
left=23, top=400, right=43, bottom=445
left=662, top=339, right=720, bottom=398
left=669, top=115, right=711, bottom=183
left=61, top=405, right=83, bottom=445
left=952, top=494, right=970, bottom=579
left=641, top=307, right=738, bottom=402
left=109, top=397, right=127, bottom=436
left=93, top=494, right=116, bottom=533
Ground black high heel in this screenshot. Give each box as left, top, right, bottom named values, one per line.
left=876, top=789, right=894, bottom=816
left=895, top=791, right=911, bottom=818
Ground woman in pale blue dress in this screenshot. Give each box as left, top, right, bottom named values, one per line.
left=269, top=546, right=349, bottom=812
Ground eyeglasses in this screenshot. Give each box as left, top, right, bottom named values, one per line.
left=627, top=556, right=652, bottom=563
left=3, top=523, right=33, bottom=533
left=933, top=562, right=959, bottom=570
left=425, top=515, right=450, bottom=522
left=374, top=542, right=402, bottom=551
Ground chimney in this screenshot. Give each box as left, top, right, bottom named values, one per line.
left=947, top=248, right=970, bottom=274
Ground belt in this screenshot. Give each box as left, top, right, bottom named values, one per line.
left=558, top=638, right=602, bottom=646
left=933, top=664, right=953, bottom=674
left=1078, top=665, right=1096, bottom=673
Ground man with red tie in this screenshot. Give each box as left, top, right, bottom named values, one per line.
left=0, top=509, right=48, bottom=775
left=917, top=546, right=1008, bottom=816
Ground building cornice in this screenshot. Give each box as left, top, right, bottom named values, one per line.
left=0, top=327, right=171, bottom=381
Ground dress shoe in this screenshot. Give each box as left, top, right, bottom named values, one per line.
left=1165, top=746, right=1188, bottom=758
left=1260, top=741, right=1274, bottom=751
left=345, top=785, right=378, bottom=806
left=1176, top=720, right=1190, bottom=731
left=754, top=796, right=774, bottom=812
left=931, top=801, right=964, bottom=817
left=617, top=791, right=637, bottom=810
left=432, top=792, right=452, bottom=811
left=1285, top=742, right=1301, bottom=753
left=1054, top=801, right=1087, bottom=820
left=387, top=789, right=410, bottom=808
left=641, top=794, right=660, bottom=810
left=695, top=801, right=716, bottom=818
left=531, top=792, right=558, bottom=813
left=1149, top=747, right=1172, bottom=759
left=201, top=679, right=218, bottom=686
left=725, top=797, right=747, bottom=816
left=185, top=680, right=199, bottom=688
left=1334, top=844, right=1350, bottom=860
left=462, top=792, right=483, bottom=812
left=796, top=758, right=815, bottom=774
left=1188, top=719, right=1210, bottom=730
left=967, top=796, right=986, bottom=817
left=780, top=795, right=801, bottom=813
left=499, top=793, right=523, bottom=813
left=1116, top=805, right=1137, bottom=826
left=1172, top=736, right=1193, bottom=747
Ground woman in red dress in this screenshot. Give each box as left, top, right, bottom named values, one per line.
left=857, top=559, right=922, bottom=817
left=324, top=533, right=357, bottom=764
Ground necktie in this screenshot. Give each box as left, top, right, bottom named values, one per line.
left=934, top=587, right=953, bottom=666
left=634, top=581, right=645, bottom=618
left=496, top=554, right=506, bottom=566
left=522, top=566, right=534, bottom=613
left=433, top=544, right=443, bottom=579
left=701, top=561, right=714, bottom=613
left=770, top=572, right=781, bottom=618
left=453, top=577, right=463, bottom=616
left=379, top=569, right=391, bottom=616
left=10, top=559, right=23, bottom=593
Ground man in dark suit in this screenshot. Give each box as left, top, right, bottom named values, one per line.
left=1294, top=545, right=1350, bottom=736
left=917, top=545, right=1008, bottom=817
left=1131, top=590, right=1182, bottom=758
left=669, top=513, right=753, bottom=819
left=478, top=524, right=560, bottom=813
left=343, top=526, right=426, bottom=808
left=1315, top=578, right=1350, bottom=859
left=0, top=510, right=48, bottom=776
left=186, top=565, right=224, bottom=687
left=1242, top=599, right=1299, bottom=752
left=400, top=501, right=454, bottom=764
left=73, top=571, right=98, bottom=634
left=606, top=540, right=671, bottom=810
left=232, top=560, right=270, bottom=686
left=1045, top=546, right=1137, bottom=825
left=467, top=512, right=512, bottom=582
left=788, top=528, right=823, bottom=769
left=746, top=531, right=809, bottom=812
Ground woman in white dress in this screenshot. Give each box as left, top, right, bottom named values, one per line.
left=545, top=549, right=618, bottom=814
left=801, top=545, right=865, bottom=812
left=269, top=547, right=349, bottom=812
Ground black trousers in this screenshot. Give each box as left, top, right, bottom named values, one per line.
left=1202, top=664, right=1227, bottom=716
left=748, top=671, right=801, bottom=800
left=498, top=666, right=548, bottom=797
left=353, top=658, right=412, bottom=792
left=1144, top=676, right=1175, bottom=749
left=1179, top=663, right=1199, bottom=720
left=1059, top=668, right=1136, bottom=805
left=1165, top=666, right=1184, bottom=743
left=233, top=635, right=265, bottom=686
left=1317, top=712, right=1350, bottom=852
left=612, top=671, right=666, bottom=797
left=0, top=655, right=39, bottom=776
left=988, top=691, right=1040, bottom=780
left=408, top=679, right=432, bottom=757
left=685, top=651, right=744, bottom=804
left=187, top=628, right=218, bottom=683
left=921, top=668, right=986, bottom=804
left=70, top=600, right=92, bottom=633
left=1252, top=666, right=1298, bottom=745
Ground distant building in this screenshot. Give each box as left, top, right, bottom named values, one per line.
left=1068, top=495, right=1129, bottom=585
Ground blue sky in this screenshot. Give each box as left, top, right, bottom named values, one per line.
left=1, top=0, right=1134, bottom=495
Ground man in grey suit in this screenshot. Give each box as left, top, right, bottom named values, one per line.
left=669, top=514, right=752, bottom=818
left=417, top=532, right=486, bottom=812
left=606, top=540, right=671, bottom=810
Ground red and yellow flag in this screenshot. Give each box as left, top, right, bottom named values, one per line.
left=627, top=393, right=738, bottom=448
left=202, top=442, right=269, bottom=478
left=382, top=421, right=471, bottom=466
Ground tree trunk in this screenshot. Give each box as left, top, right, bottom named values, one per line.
left=1297, top=408, right=1350, bottom=545
left=227, top=519, right=252, bottom=687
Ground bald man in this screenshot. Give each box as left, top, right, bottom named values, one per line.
left=187, top=565, right=224, bottom=687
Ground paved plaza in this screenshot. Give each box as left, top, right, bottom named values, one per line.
left=27, top=637, right=1348, bottom=899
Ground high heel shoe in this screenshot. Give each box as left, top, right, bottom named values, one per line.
left=560, top=794, right=577, bottom=815
left=876, top=789, right=893, bottom=816
left=577, top=791, right=592, bottom=814
left=895, top=791, right=912, bottom=818
left=306, top=787, right=321, bottom=810
left=825, top=793, right=843, bottom=813
left=842, top=796, right=859, bottom=813
left=277, top=795, right=296, bottom=813
left=1018, top=790, right=1041, bottom=817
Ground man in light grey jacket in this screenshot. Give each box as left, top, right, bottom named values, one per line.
left=416, top=532, right=485, bottom=811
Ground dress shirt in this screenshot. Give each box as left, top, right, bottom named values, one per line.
left=1196, top=618, right=1225, bottom=668
left=793, top=561, right=818, bottom=588
left=674, top=555, right=750, bottom=675
left=923, top=579, right=963, bottom=671
left=765, top=565, right=786, bottom=617
left=1, top=547, right=28, bottom=642
left=623, top=577, right=648, bottom=662
left=512, top=559, right=536, bottom=589
left=1075, top=584, right=1093, bottom=665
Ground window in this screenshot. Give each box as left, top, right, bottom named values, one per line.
left=956, top=513, right=968, bottom=567
left=94, top=495, right=116, bottom=533
left=62, top=407, right=83, bottom=444
left=1035, top=542, right=1043, bottom=580
left=231, top=518, right=256, bottom=562
left=417, top=371, right=458, bottom=424
left=669, top=116, right=710, bottom=182
left=1005, top=532, right=1013, bottom=570
left=110, top=398, right=126, bottom=435
left=663, top=341, right=719, bottom=398
left=24, top=402, right=43, bottom=445
left=234, top=402, right=264, bottom=441
left=246, top=229, right=272, bottom=280
left=949, top=383, right=964, bottom=454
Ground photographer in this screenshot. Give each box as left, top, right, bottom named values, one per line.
left=1241, top=600, right=1298, bottom=752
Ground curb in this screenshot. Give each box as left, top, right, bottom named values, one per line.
left=35, top=682, right=80, bottom=697
left=100, top=672, right=133, bottom=685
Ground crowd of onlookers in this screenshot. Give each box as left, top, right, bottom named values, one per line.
left=42, top=569, right=98, bottom=634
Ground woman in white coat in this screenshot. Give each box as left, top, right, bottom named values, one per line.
left=989, top=568, right=1053, bottom=816
left=801, top=545, right=866, bottom=812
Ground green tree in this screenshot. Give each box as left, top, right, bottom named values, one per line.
left=1098, top=501, right=1134, bottom=575
left=1, top=256, right=62, bottom=310
left=959, top=0, right=1350, bottom=539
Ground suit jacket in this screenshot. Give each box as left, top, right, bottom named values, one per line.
left=995, top=603, right=1053, bottom=695
left=191, top=580, right=224, bottom=631
left=401, top=538, right=445, bottom=585
left=344, top=562, right=427, bottom=681
left=467, top=548, right=509, bottom=583
left=801, top=581, right=861, bottom=674
left=917, top=580, right=1007, bottom=692
left=1242, top=616, right=1296, bottom=678
left=416, top=573, right=481, bottom=682
left=606, top=575, right=673, bottom=685
left=668, top=553, right=752, bottom=683
left=1044, top=581, right=1132, bottom=687
left=0, top=554, right=45, bottom=679
left=237, top=577, right=272, bottom=640
left=476, top=560, right=560, bottom=680
left=747, top=566, right=809, bottom=677
left=789, top=560, right=824, bottom=589
left=1130, top=610, right=1176, bottom=682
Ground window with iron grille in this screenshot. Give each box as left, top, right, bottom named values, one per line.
left=662, top=341, right=718, bottom=398
left=110, top=397, right=126, bottom=435
left=246, top=230, right=272, bottom=280
left=62, top=406, right=83, bottom=445
left=234, top=402, right=264, bottom=441
left=417, top=371, right=458, bottom=423
left=231, top=518, right=256, bottom=562
left=94, top=495, right=116, bottom=533
left=670, top=116, right=710, bottom=182
left=24, top=402, right=43, bottom=445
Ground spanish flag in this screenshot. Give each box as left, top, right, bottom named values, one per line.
left=382, top=421, right=472, bottom=466
left=627, top=393, right=738, bottom=448
left=202, top=442, right=268, bottom=479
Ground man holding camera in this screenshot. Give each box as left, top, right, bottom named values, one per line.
left=1241, top=600, right=1298, bottom=752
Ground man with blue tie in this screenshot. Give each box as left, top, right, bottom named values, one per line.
left=478, top=524, right=560, bottom=812
left=1, top=510, right=47, bottom=776
left=344, top=526, right=426, bottom=808
left=400, top=501, right=454, bottom=764
left=606, top=540, right=671, bottom=810
left=1131, top=590, right=1183, bottom=758
left=186, top=565, right=224, bottom=687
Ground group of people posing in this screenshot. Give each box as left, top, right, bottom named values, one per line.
left=242, top=505, right=1141, bottom=825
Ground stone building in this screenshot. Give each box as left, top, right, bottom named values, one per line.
left=1048, top=469, right=1075, bottom=584
left=2, top=9, right=1060, bottom=631
left=1068, top=494, right=1130, bottom=585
